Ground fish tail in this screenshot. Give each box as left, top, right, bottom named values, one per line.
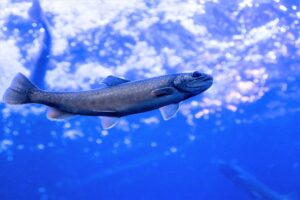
left=28, top=0, right=44, bottom=23
left=3, top=73, right=38, bottom=105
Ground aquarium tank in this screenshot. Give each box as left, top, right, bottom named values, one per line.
left=0, top=0, right=300, bottom=199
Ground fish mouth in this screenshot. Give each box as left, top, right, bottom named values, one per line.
left=186, top=75, right=213, bottom=92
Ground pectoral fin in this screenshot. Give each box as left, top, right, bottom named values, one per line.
left=159, top=103, right=179, bottom=120
left=47, top=107, right=75, bottom=121
left=102, top=75, right=130, bottom=86
left=100, top=116, right=120, bottom=129
left=151, top=87, right=174, bottom=97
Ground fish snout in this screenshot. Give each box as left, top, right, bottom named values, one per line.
left=205, top=74, right=213, bottom=88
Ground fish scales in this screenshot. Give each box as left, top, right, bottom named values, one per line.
left=3, top=71, right=213, bottom=128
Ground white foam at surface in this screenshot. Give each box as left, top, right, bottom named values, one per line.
left=52, top=35, right=68, bottom=56
left=0, top=1, right=31, bottom=20
left=42, top=0, right=146, bottom=38
left=244, top=19, right=280, bottom=46
left=239, top=0, right=253, bottom=9
left=161, top=47, right=183, bottom=67
left=115, top=41, right=166, bottom=77
left=0, top=39, right=29, bottom=100
left=155, top=0, right=207, bottom=35
left=26, top=37, right=42, bottom=64
left=238, top=81, right=255, bottom=94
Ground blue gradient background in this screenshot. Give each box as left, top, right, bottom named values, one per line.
left=0, top=0, right=300, bottom=199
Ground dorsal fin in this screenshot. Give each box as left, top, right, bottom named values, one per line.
left=102, top=75, right=130, bottom=86
left=100, top=116, right=120, bottom=129
left=159, top=103, right=180, bottom=120
left=47, top=107, right=75, bottom=121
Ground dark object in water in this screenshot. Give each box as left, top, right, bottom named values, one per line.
left=3, top=71, right=213, bottom=129
left=216, top=160, right=296, bottom=200
left=28, top=0, right=52, bottom=89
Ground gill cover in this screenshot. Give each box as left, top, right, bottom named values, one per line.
left=173, top=73, right=194, bottom=93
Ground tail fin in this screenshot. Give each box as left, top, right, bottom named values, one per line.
left=28, top=0, right=44, bottom=23
left=3, top=73, right=38, bottom=105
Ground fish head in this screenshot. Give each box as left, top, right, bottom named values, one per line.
left=174, top=71, right=213, bottom=94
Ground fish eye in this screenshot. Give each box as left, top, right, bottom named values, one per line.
left=192, top=71, right=202, bottom=78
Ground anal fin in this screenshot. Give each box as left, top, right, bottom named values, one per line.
left=47, top=107, right=75, bottom=121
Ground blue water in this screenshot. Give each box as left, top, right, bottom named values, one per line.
left=1, top=0, right=300, bottom=199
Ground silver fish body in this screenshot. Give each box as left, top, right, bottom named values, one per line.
left=32, top=75, right=184, bottom=116
left=3, top=71, right=213, bottom=128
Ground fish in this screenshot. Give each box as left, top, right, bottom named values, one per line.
left=28, top=0, right=52, bottom=89
left=216, top=160, right=297, bottom=200
left=2, top=71, right=213, bottom=129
